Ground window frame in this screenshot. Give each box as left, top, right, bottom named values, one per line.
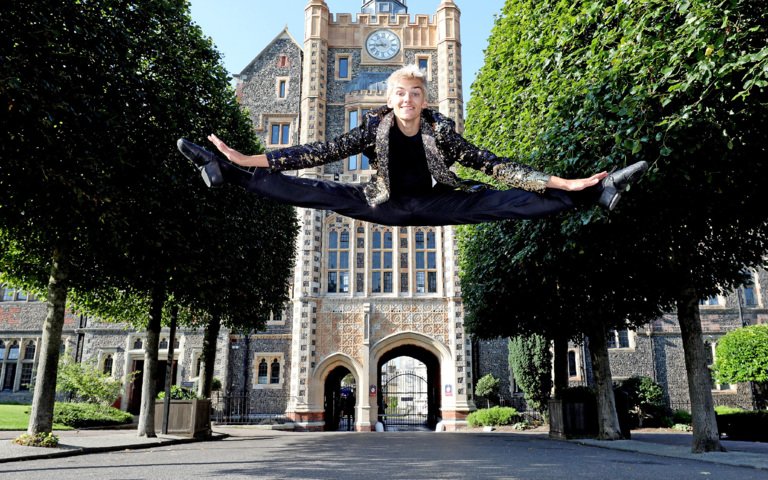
left=336, top=55, right=351, bottom=80
left=370, top=228, right=394, bottom=294
left=413, top=229, right=438, bottom=294
left=252, top=353, right=285, bottom=389
left=607, top=328, right=634, bottom=350
left=416, top=54, right=431, bottom=79
left=269, top=122, right=292, bottom=146
left=327, top=227, right=352, bottom=294
left=276, top=76, right=289, bottom=99
left=345, top=107, right=372, bottom=171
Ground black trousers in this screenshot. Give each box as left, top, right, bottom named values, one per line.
left=221, top=162, right=580, bottom=227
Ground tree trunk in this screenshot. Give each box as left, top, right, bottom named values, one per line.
left=137, top=287, right=164, bottom=437
left=552, top=335, right=569, bottom=399
left=677, top=285, right=725, bottom=453
left=588, top=324, right=623, bottom=440
left=198, top=314, right=221, bottom=398
left=27, top=246, right=69, bottom=435
left=161, top=305, right=178, bottom=435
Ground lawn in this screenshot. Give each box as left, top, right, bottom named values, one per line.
left=0, top=404, right=71, bottom=430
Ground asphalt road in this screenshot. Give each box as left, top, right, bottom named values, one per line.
left=0, top=430, right=765, bottom=480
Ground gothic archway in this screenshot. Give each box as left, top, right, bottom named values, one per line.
left=377, top=344, right=440, bottom=430
left=323, top=365, right=353, bottom=431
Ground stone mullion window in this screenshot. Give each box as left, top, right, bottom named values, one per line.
left=371, top=228, right=394, bottom=293
left=18, top=340, right=36, bottom=391
left=327, top=228, right=351, bottom=293
left=355, top=225, right=366, bottom=293
left=269, top=122, right=291, bottom=146
left=399, top=227, right=409, bottom=293
left=1, top=340, right=20, bottom=391
left=253, top=353, right=285, bottom=388
left=607, top=328, right=632, bottom=349
left=345, top=107, right=372, bottom=172
left=414, top=229, right=437, bottom=293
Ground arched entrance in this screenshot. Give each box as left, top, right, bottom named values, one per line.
left=323, top=365, right=356, bottom=431
left=378, top=345, right=440, bottom=431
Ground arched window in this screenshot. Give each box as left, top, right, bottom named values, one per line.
left=133, top=338, right=143, bottom=350
left=24, top=341, right=35, bottom=360
left=159, top=338, right=168, bottom=349
left=7, top=341, right=19, bottom=360
left=270, top=359, right=280, bottom=384
left=257, top=359, right=268, bottom=384
left=103, top=355, right=113, bottom=376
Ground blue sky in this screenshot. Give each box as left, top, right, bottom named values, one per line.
left=188, top=0, right=505, bottom=105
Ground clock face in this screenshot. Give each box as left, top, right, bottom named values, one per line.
left=366, top=29, right=401, bottom=60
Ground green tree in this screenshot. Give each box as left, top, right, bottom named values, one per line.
left=475, top=374, right=500, bottom=408
left=56, top=357, right=131, bottom=406
left=714, top=325, right=768, bottom=408
left=616, top=376, right=668, bottom=428
left=462, top=0, right=768, bottom=452
left=459, top=220, right=654, bottom=439
left=508, top=334, right=552, bottom=415
left=1, top=0, right=297, bottom=438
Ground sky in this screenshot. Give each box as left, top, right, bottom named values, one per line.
left=188, top=0, right=506, bottom=105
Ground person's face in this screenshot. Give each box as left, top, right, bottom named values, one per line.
left=387, top=77, right=428, bottom=123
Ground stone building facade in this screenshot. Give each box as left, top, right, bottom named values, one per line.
left=1, top=1, right=763, bottom=432
left=0, top=292, right=214, bottom=413
left=231, top=0, right=470, bottom=431
left=472, top=269, right=766, bottom=412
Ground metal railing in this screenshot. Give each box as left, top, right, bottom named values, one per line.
left=211, top=393, right=290, bottom=425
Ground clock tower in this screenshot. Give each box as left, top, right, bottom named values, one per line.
left=235, top=0, right=472, bottom=433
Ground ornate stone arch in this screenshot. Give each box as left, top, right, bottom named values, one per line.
left=308, top=352, right=364, bottom=408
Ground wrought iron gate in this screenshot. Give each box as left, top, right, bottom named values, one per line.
left=381, top=371, right=429, bottom=430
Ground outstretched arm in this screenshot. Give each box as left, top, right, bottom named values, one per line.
left=546, top=172, right=608, bottom=191
left=208, top=134, right=269, bottom=167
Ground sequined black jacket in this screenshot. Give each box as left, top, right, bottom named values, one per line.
left=265, top=106, right=550, bottom=206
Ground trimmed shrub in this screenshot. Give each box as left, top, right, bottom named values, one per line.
left=53, top=402, right=133, bottom=428
left=716, top=410, right=768, bottom=441
left=474, top=374, right=500, bottom=408
left=671, top=409, right=692, bottom=425
left=467, top=406, right=519, bottom=427
left=156, top=385, right=198, bottom=400
left=715, top=405, right=746, bottom=415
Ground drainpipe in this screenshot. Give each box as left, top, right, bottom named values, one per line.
left=242, top=333, right=251, bottom=397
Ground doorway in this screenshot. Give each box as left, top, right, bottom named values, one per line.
left=323, top=366, right=356, bottom=431
left=127, top=359, right=177, bottom=414
left=378, top=345, right=440, bottom=431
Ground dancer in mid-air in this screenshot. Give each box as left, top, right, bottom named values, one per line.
left=178, top=65, right=647, bottom=226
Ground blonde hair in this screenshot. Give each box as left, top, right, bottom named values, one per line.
left=386, top=64, right=428, bottom=99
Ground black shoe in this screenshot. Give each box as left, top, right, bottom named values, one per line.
left=597, top=160, right=649, bottom=211
left=176, top=138, right=224, bottom=187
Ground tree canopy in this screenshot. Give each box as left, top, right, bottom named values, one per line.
left=461, top=0, right=767, bottom=452
left=1, top=0, right=297, bottom=435
left=714, top=325, right=768, bottom=384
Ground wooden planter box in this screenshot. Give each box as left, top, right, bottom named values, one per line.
left=548, top=398, right=598, bottom=439
left=154, top=399, right=211, bottom=438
